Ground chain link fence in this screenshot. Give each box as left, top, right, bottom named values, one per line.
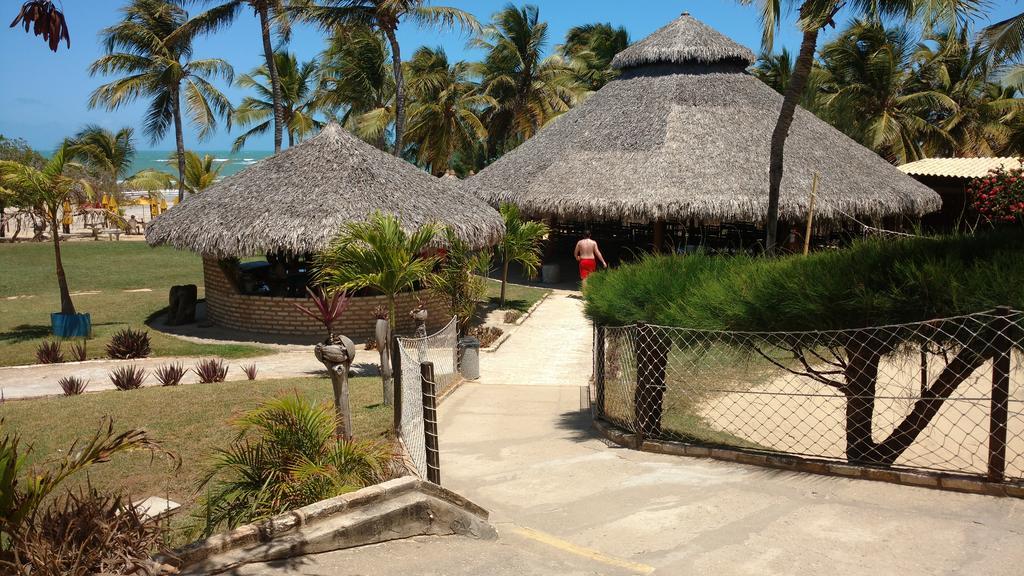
left=596, top=309, right=1024, bottom=481
left=396, top=317, right=458, bottom=480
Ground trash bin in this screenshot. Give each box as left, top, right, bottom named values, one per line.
left=458, top=337, right=481, bottom=380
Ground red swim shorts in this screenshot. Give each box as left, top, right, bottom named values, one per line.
left=579, top=258, right=597, bottom=279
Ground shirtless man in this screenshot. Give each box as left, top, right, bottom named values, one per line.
left=574, top=230, right=607, bottom=282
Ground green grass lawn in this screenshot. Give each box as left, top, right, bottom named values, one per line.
left=484, top=278, right=551, bottom=312
left=0, top=376, right=392, bottom=541
left=0, top=241, right=269, bottom=366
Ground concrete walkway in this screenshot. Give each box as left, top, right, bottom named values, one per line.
left=0, top=347, right=382, bottom=400
left=239, top=290, right=1024, bottom=575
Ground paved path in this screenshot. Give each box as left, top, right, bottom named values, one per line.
left=0, top=348, right=382, bottom=399
left=239, top=290, right=1024, bottom=575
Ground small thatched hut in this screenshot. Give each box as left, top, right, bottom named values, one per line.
left=465, top=13, right=940, bottom=257
left=146, top=123, right=504, bottom=340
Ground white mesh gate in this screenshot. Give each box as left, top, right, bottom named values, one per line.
left=396, top=317, right=458, bottom=480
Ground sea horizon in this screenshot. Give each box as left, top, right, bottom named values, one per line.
left=129, top=150, right=274, bottom=179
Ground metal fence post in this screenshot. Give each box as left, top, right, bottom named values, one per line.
left=988, top=307, right=1011, bottom=482
left=634, top=322, right=669, bottom=440
left=421, top=361, right=441, bottom=485
left=594, top=325, right=606, bottom=418
left=391, top=334, right=403, bottom=433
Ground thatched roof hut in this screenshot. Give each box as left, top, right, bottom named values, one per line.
left=146, top=123, right=504, bottom=257
left=465, top=13, right=940, bottom=223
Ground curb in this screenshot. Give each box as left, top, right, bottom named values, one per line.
left=592, top=418, right=1024, bottom=499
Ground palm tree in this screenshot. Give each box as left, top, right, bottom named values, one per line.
left=316, top=26, right=395, bottom=149
left=817, top=21, right=955, bottom=164
left=737, top=0, right=983, bottom=253
left=560, top=22, right=630, bottom=91
left=983, top=11, right=1024, bottom=62
left=300, top=0, right=479, bottom=157
left=89, top=0, right=233, bottom=203
left=918, top=28, right=1024, bottom=156
left=67, top=125, right=137, bottom=195
left=174, top=151, right=225, bottom=192
left=178, top=0, right=289, bottom=153
left=753, top=48, right=829, bottom=115
left=404, top=46, right=492, bottom=176
left=233, top=51, right=325, bottom=151
left=314, top=212, right=439, bottom=328
left=0, top=143, right=92, bottom=315
left=495, top=203, right=548, bottom=308
left=474, top=4, right=584, bottom=157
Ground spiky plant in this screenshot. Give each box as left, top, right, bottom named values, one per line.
left=292, top=287, right=351, bottom=341
left=105, top=328, right=151, bottom=359
left=109, top=365, right=146, bottom=391
left=154, top=363, right=186, bottom=386
left=69, top=340, right=88, bottom=362
left=35, top=340, right=63, bottom=364
left=193, top=358, right=228, bottom=383
left=57, top=376, right=88, bottom=396
left=240, top=363, right=258, bottom=381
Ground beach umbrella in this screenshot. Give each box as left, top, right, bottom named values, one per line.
left=100, top=193, right=110, bottom=208
left=62, top=200, right=73, bottom=227
left=159, top=197, right=168, bottom=213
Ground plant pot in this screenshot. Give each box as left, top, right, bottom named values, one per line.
left=51, top=312, right=91, bottom=338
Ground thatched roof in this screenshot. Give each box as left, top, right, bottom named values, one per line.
left=466, top=14, right=940, bottom=224
left=611, top=12, right=755, bottom=70
left=146, top=123, right=504, bottom=257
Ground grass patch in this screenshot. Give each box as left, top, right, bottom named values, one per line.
left=0, top=242, right=269, bottom=366
left=483, top=278, right=550, bottom=312
left=0, top=376, right=392, bottom=540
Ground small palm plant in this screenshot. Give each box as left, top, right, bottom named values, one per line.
left=196, top=393, right=393, bottom=535
left=431, top=227, right=491, bottom=335
left=496, top=203, right=549, bottom=307
left=315, top=212, right=439, bottom=328
left=314, top=213, right=438, bottom=406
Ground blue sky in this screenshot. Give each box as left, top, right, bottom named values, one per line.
left=0, top=0, right=1018, bottom=151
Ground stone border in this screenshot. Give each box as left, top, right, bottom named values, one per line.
left=482, top=290, right=552, bottom=353
left=593, top=418, right=1024, bottom=498
left=166, top=477, right=494, bottom=573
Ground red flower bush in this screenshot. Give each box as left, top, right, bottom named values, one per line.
left=969, top=159, right=1024, bottom=225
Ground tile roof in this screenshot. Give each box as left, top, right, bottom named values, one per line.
left=898, top=157, right=1022, bottom=179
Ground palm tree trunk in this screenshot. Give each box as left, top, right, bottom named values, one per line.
left=500, top=260, right=509, bottom=307
left=258, top=3, right=284, bottom=154
left=171, top=85, right=187, bottom=203
left=384, top=27, right=405, bottom=157
left=52, top=210, right=75, bottom=315
left=765, top=27, right=819, bottom=254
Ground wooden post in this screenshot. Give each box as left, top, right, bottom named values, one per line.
left=803, top=173, right=818, bottom=256
left=988, top=307, right=1011, bottom=481
left=634, top=323, right=669, bottom=439
left=391, top=334, right=403, bottom=433
left=421, top=361, right=441, bottom=485
left=652, top=219, right=666, bottom=254
left=595, top=325, right=606, bottom=418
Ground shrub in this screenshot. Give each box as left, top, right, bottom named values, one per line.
left=194, top=359, right=228, bottom=383
left=503, top=310, right=523, bottom=324
left=154, top=363, right=186, bottom=387
left=36, top=340, right=63, bottom=364
left=240, top=364, right=258, bottom=381
left=196, top=394, right=394, bottom=535
left=105, top=328, right=151, bottom=360
left=109, top=365, right=146, bottom=390
left=584, top=229, right=1024, bottom=330
left=970, top=159, right=1024, bottom=224
left=292, top=287, right=351, bottom=340
left=57, top=376, right=88, bottom=396
left=468, top=325, right=503, bottom=348
left=5, top=486, right=165, bottom=576
left=69, top=340, right=87, bottom=362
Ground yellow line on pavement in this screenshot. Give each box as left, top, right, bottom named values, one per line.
left=508, top=525, right=655, bottom=574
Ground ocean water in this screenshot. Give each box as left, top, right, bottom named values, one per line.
left=130, top=150, right=273, bottom=179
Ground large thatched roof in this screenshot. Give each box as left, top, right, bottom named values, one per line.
left=466, top=13, right=940, bottom=223
left=146, top=123, right=504, bottom=256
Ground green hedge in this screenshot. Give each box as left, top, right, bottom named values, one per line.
left=583, top=229, right=1024, bottom=330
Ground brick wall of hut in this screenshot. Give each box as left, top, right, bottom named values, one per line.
left=202, top=256, right=450, bottom=342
